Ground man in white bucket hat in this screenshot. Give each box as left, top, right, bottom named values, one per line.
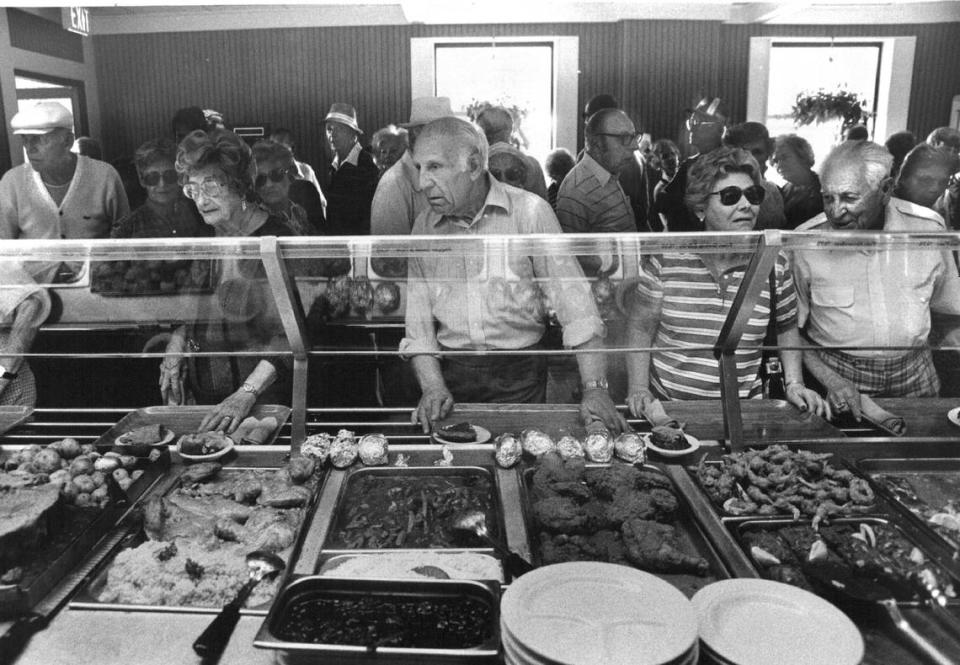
left=0, top=102, right=128, bottom=281
left=371, top=96, right=455, bottom=235
left=324, top=102, right=378, bottom=235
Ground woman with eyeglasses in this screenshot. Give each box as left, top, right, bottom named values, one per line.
left=160, top=128, right=296, bottom=434
left=252, top=139, right=319, bottom=235
left=109, top=138, right=209, bottom=239
left=625, top=146, right=825, bottom=418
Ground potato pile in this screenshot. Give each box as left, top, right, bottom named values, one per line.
left=1, top=439, right=145, bottom=508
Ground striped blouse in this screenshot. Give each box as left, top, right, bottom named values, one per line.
left=635, top=252, right=797, bottom=400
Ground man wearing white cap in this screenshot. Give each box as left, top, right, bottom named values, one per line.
left=0, top=102, right=128, bottom=252
left=371, top=96, right=455, bottom=235
left=324, top=102, right=378, bottom=235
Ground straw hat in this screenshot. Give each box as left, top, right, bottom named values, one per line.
left=324, top=103, right=362, bottom=134
left=11, top=102, right=74, bottom=135
left=400, top=97, right=455, bottom=128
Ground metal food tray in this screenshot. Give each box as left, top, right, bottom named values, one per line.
left=254, top=576, right=501, bottom=664
left=93, top=404, right=291, bottom=448
left=323, top=466, right=504, bottom=550
left=0, top=449, right=169, bottom=617
left=70, top=463, right=326, bottom=616
left=521, top=462, right=730, bottom=598
left=90, top=259, right=219, bottom=297
left=730, top=516, right=960, bottom=608
left=0, top=405, right=33, bottom=437
left=315, top=551, right=506, bottom=584
left=855, top=458, right=960, bottom=576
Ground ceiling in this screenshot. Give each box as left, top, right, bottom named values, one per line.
left=46, top=1, right=959, bottom=34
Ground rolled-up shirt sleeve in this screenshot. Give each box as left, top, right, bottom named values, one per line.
left=399, top=255, right=441, bottom=358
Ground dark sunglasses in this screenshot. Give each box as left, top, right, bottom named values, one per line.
left=710, top=184, right=766, bottom=206
left=142, top=169, right=178, bottom=186
left=255, top=167, right=291, bottom=188
left=491, top=167, right=524, bottom=184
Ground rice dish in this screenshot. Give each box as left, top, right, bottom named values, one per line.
left=320, top=551, right=503, bottom=582
left=96, top=539, right=279, bottom=608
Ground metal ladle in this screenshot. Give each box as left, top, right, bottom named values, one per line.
left=452, top=510, right=534, bottom=577
left=193, top=550, right=286, bottom=660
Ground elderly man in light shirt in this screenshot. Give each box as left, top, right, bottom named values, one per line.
left=400, top=116, right=627, bottom=434
left=793, top=140, right=960, bottom=421
left=370, top=97, right=455, bottom=236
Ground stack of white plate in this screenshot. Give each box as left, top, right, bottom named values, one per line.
left=500, top=562, right=699, bottom=665
left=691, top=579, right=864, bottom=665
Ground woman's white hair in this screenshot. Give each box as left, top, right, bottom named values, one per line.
left=820, top=140, right=893, bottom=189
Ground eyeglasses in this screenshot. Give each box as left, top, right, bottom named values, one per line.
left=490, top=167, right=524, bottom=184
left=709, top=185, right=766, bottom=206
left=182, top=177, right=226, bottom=201
left=255, top=167, right=292, bottom=188
left=142, top=169, right=178, bottom=186
left=595, top=132, right=639, bottom=146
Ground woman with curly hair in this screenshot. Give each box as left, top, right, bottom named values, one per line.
left=159, top=129, right=295, bottom=433
left=625, top=146, right=825, bottom=418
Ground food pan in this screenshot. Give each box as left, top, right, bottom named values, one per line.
left=70, top=463, right=323, bottom=616
left=688, top=446, right=881, bottom=521
left=315, top=551, right=505, bottom=584
left=855, top=458, right=960, bottom=572
left=94, top=404, right=291, bottom=449
left=254, top=575, right=500, bottom=664
left=731, top=517, right=960, bottom=609
left=0, top=450, right=168, bottom=618
left=520, top=461, right=729, bottom=598
left=323, top=466, right=503, bottom=551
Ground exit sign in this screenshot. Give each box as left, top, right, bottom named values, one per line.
left=62, top=7, right=90, bottom=36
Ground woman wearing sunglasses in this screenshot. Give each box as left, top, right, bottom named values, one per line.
left=252, top=140, right=319, bottom=235
left=625, top=146, right=826, bottom=419
left=109, top=138, right=209, bottom=239
left=160, top=129, right=296, bottom=434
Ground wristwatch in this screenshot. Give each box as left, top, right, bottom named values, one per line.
left=0, top=365, right=18, bottom=380
left=582, top=378, right=609, bottom=391
left=241, top=382, right=260, bottom=397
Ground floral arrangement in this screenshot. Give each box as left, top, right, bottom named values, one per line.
left=465, top=99, right=528, bottom=126
left=791, top=89, right=873, bottom=131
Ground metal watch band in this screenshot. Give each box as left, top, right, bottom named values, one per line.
left=241, top=382, right=259, bottom=396
left=583, top=378, right=609, bottom=391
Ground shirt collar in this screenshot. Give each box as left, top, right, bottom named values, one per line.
left=332, top=142, right=362, bottom=170
left=430, top=174, right=512, bottom=228
left=886, top=196, right=946, bottom=230
left=582, top=152, right=617, bottom=185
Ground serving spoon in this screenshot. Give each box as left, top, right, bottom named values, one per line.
left=452, top=510, right=534, bottom=577
left=193, top=550, right=286, bottom=660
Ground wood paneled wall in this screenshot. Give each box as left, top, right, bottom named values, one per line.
left=93, top=19, right=960, bottom=172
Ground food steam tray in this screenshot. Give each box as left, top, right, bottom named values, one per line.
left=94, top=404, right=291, bottom=448
left=70, top=464, right=324, bottom=616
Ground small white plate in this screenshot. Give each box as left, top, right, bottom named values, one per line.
left=115, top=427, right=175, bottom=448
left=947, top=407, right=960, bottom=428
left=177, top=434, right=235, bottom=461
left=432, top=425, right=492, bottom=445
left=643, top=431, right=700, bottom=458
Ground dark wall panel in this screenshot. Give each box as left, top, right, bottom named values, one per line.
left=7, top=8, right=85, bottom=63
left=93, top=19, right=960, bottom=168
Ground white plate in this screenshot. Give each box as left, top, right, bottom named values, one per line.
left=643, top=431, right=700, bottom=458
left=115, top=427, right=175, bottom=448
left=691, top=579, right=863, bottom=665
left=947, top=407, right=960, bottom=428
left=432, top=425, right=492, bottom=445
left=176, top=434, right=235, bottom=461
left=501, top=561, right=698, bottom=665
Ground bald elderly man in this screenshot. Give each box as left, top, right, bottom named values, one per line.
left=794, top=140, right=960, bottom=420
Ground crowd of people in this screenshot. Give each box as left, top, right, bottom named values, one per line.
left=0, top=92, right=958, bottom=434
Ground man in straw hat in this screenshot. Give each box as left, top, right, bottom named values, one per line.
left=1, top=101, right=128, bottom=244
left=324, top=102, right=378, bottom=235
left=371, top=96, right=455, bottom=235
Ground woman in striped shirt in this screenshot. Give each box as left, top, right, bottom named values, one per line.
left=624, top=147, right=825, bottom=418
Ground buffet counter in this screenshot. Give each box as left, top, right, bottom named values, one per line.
left=3, top=403, right=960, bottom=665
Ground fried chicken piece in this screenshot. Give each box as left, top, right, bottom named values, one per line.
left=586, top=465, right=642, bottom=500
left=647, top=487, right=679, bottom=522
left=582, top=500, right=615, bottom=531
left=533, top=496, right=587, bottom=533
left=635, top=469, right=674, bottom=492
left=258, top=482, right=311, bottom=508
left=531, top=453, right=586, bottom=498
left=605, top=490, right=655, bottom=525
left=621, top=518, right=710, bottom=575
left=232, top=480, right=262, bottom=504
left=245, top=508, right=298, bottom=552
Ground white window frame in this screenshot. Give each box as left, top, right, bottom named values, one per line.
left=746, top=36, right=916, bottom=143
left=411, top=36, right=580, bottom=153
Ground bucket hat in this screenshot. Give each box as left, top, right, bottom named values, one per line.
left=400, top=97, right=455, bottom=128
left=324, top=103, right=362, bottom=134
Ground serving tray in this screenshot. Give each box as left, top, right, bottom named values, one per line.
left=70, top=462, right=325, bottom=616
left=94, top=404, right=291, bottom=448
left=0, top=449, right=169, bottom=618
